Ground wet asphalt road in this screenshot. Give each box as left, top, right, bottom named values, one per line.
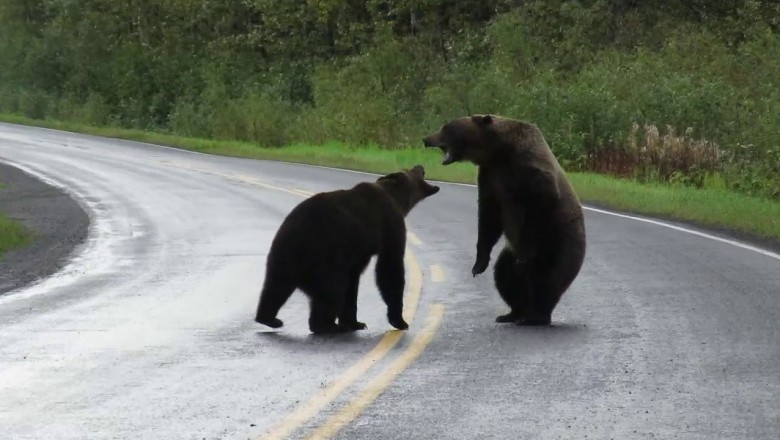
left=0, top=122, right=778, bottom=440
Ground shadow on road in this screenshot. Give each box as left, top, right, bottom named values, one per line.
left=254, top=329, right=390, bottom=351
left=488, top=321, right=590, bottom=337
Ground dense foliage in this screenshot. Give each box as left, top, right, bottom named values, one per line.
left=1, top=1, right=779, bottom=198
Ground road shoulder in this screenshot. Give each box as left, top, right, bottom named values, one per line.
left=0, top=161, right=89, bottom=294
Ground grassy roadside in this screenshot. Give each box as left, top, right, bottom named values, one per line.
left=0, top=214, right=30, bottom=257
left=2, top=113, right=779, bottom=245
left=0, top=182, right=31, bottom=257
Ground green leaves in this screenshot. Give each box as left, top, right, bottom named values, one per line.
left=1, top=0, right=779, bottom=199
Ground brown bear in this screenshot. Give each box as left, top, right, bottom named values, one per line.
left=423, top=114, right=586, bottom=325
left=254, top=165, right=440, bottom=334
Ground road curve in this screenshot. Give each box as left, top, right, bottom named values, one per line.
left=0, top=160, right=89, bottom=293
left=1, top=122, right=778, bottom=440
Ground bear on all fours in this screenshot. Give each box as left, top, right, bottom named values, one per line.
left=254, top=165, right=440, bottom=334
left=423, top=114, right=586, bottom=326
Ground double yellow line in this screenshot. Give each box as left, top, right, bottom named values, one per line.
left=259, top=246, right=436, bottom=440
left=156, top=161, right=445, bottom=439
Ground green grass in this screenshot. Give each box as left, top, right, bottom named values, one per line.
left=0, top=180, right=33, bottom=258
left=0, top=201, right=31, bottom=257
left=570, top=173, right=780, bottom=240
left=2, top=113, right=779, bottom=245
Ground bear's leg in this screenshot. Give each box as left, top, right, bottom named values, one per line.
left=309, top=299, right=345, bottom=334
left=338, top=268, right=368, bottom=331
left=473, top=167, right=504, bottom=276
left=306, top=277, right=350, bottom=334
left=255, top=275, right=295, bottom=329
left=516, top=240, right=586, bottom=326
left=375, top=248, right=408, bottom=330
left=515, top=274, right=555, bottom=326
left=493, top=247, right=533, bottom=323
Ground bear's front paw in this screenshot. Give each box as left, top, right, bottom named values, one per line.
left=472, top=257, right=489, bottom=277
left=256, top=315, right=284, bottom=329
left=388, top=315, right=409, bottom=330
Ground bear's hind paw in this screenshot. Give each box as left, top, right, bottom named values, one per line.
left=495, top=312, right=519, bottom=323
left=310, top=322, right=350, bottom=334
left=340, top=321, right=368, bottom=331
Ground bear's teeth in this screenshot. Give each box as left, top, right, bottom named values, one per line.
left=442, top=150, right=456, bottom=165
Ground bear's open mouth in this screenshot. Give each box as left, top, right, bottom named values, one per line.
left=423, top=136, right=458, bottom=165
left=440, top=148, right=457, bottom=165
left=431, top=145, right=460, bottom=166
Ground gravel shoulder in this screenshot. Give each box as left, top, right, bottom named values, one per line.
left=0, top=161, right=89, bottom=294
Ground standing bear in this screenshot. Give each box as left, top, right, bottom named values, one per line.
left=423, top=115, right=586, bottom=325
left=255, top=165, right=440, bottom=334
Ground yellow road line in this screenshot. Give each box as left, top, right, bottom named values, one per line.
left=407, top=231, right=423, bottom=247
left=156, top=162, right=306, bottom=198
left=430, top=264, right=445, bottom=283
left=293, top=189, right=316, bottom=197
left=305, top=304, right=446, bottom=440
left=402, top=250, right=423, bottom=324
left=258, top=247, right=423, bottom=440
left=258, top=331, right=403, bottom=440
left=231, top=174, right=308, bottom=198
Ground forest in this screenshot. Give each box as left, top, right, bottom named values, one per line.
left=1, top=0, right=779, bottom=199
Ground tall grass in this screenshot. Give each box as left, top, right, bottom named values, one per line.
left=584, top=123, right=723, bottom=188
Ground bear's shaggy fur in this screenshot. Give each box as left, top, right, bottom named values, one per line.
left=255, top=165, right=440, bottom=334
left=423, top=114, right=586, bottom=325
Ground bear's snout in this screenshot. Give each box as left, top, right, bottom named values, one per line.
left=422, top=134, right=441, bottom=148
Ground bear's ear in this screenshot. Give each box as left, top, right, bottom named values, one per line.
left=471, top=114, right=494, bottom=126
